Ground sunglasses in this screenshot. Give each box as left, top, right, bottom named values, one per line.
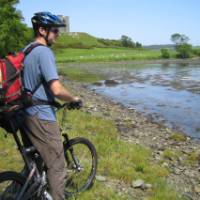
left=50, top=28, right=59, bottom=34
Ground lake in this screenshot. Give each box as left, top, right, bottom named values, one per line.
left=87, top=62, right=200, bottom=138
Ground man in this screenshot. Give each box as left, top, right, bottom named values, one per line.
left=21, top=12, right=80, bottom=200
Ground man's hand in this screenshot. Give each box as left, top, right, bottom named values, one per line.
left=68, top=97, right=83, bottom=109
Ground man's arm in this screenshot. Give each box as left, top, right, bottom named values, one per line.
left=49, top=79, right=79, bottom=102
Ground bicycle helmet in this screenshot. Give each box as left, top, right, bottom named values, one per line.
left=31, top=12, right=66, bottom=28
left=31, top=12, right=66, bottom=46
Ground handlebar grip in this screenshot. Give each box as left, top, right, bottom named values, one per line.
left=67, top=100, right=83, bottom=110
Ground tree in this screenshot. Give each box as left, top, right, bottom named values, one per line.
left=135, top=42, right=142, bottom=48
left=120, top=35, right=135, bottom=48
left=170, top=33, right=192, bottom=59
left=0, top=0, right=33, bottom=57
left=171, top=33, right=189, bottom=45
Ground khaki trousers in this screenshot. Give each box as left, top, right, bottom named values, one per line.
left=21, top=114, right=66, bottom=200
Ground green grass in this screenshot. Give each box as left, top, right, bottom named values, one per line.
left=0, top=109, right=181, bottom=199
left=55, top=47, right=175, bottom=63
left=57, top=109, right=180, bottom=200
left=58, top=65, right=104, bottom=83
left=0, top=130, right=23, bottom=172
left=170, top=132, right=187, bottom=142
left=54, top=32, right=104, bottom=49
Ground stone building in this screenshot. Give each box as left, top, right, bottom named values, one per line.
left=57, top=15, right=70, bottom=33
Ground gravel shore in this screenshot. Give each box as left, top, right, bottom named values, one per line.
left=65, top=79, right=200, bottom=200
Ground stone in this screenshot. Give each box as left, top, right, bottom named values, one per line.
left=161, top=162, right=169, bottom=168
left=93, top=82, right=103, bottom=86
left=194, top=185, right=200, bottom=193
left=173, top=168, right=182, bottom=175
left=104, top=79, right=119, bottom=86
left=182, top=193, right=194, bottom=200
left=95, top=175, right=106, bottom=182
left=132, top=179, right=145, bottom=188
left=141, top=183, right=153, bottom=190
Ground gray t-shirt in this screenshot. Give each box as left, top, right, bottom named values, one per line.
left=23, top=42, right=59, bottom=121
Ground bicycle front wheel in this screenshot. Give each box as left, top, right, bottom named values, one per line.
left=64, top=137, right=97, bottom=196
left=0, top=171, right=26, bottom=200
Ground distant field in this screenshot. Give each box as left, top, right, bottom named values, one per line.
left=54, top=32, right=176, bottom=63
left=55, top=47, right=176, bottom=63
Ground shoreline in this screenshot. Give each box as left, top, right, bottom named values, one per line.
left=58, top=57, right=200, bottom=65
left=65, top=79, right=200, bottom=200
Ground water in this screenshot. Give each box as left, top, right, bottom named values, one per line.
left=89, top=63, right=200, bottom=138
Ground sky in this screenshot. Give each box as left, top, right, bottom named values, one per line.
left=17, top=0, right=200, bottom=45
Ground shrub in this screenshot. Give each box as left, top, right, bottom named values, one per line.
left=176, top=43, right=193, bottom=58
left=193, top=48, right=200, bottom=57
left=161, top=48, right=170, bottom=58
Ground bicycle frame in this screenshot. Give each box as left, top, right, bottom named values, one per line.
left=11, top=131, right=42, bottom=199
left=5, top=102, right=82, bottom=199
left=11, top=129, right=72, bottom=199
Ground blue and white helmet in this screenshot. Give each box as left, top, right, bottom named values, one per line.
left=31, top=12, right=66, bottom=28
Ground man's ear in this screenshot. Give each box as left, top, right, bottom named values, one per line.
left=38, top=27, right=46, bottom=36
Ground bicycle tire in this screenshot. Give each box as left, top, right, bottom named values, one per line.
left=64, top=137, right=97, bottom=196
left=0, top=171, right=26, bottom=200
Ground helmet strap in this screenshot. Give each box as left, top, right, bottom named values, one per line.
left=44, top=28, right=52, bottom=46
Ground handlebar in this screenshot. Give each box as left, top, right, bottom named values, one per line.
left=56, top=99, right=83, bottom=111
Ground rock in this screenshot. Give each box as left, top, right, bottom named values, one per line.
left=141, top=183, right=152, bottom=190
left=95, top=175, right=106, bottom=182
left=131, top=179, right=145, bottom=188
left=182, top=193, right=194, bottom=200
left=194, top=185, right=200, bottom=193
left=104, top=79, right=119, bottom=86
left=93, top=81, right=103, bottom=86
left=161, top=162, right=169, bottom=168
left=173, top=168, right=182, bottom=175
left=152, top=137, right=157, bottom=141
left=184, top=170, right=193, bottom=177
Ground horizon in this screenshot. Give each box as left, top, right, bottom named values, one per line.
left=17, top=0, right=200, bottom=46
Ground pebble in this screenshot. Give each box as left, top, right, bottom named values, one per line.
left=95, top=175, right=106, bottom=182
left=131, top=179, right=144, bottom=188
left=194, top=185, right=200, bottom=193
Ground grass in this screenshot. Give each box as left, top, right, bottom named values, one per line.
left=0, top=130, right=23, bottom=172
left=54, top=32, right=104, bottom=49
left=58, top=64, right=104, bottom=83
left=170, top=132, right=187, bottom=142
left=58, top=109, right=180, bottom=199
left=0, top=109, right=181, bottom=199
left=185, top=151, right=199, bottom=166
left=162, top=149, right=182, bottom=161
left=55, top=47, right=175, bottom=63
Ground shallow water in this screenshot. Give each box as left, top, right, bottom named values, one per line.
left=89, top=63, right=200, bottom=138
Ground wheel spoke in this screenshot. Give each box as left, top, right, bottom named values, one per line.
left=64, top=138, right=97, bottom=196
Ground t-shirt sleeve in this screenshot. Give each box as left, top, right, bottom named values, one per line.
left=39, top=47, right=59, bottom=83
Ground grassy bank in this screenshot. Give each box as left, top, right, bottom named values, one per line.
left=0, top=109, right=181, bottom=200
left=55, top=47, right=176, bottom=63
left=58, top=65, right=104, bottom=83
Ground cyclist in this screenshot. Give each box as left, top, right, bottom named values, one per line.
left=20, top=12, right=81, bottom=200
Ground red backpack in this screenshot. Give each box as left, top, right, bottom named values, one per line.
left=0, top=43, right=43, bottom=106
left=0, top=43, right=43, bottom=133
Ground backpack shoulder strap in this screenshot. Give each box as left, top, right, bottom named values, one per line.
left=23, top=43, right=44, bottom=56
left=23, top=43, right=45, bottom=95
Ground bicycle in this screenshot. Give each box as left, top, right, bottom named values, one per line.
left=0, top=101, right=98, bottom=200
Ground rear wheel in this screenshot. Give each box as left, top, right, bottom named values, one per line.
left=64, top=137, right=97, bottom=196
left=0, top=171, right=25, bottom=200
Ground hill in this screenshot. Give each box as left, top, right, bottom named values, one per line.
left=144, top=44, right=175, bottom=50
left=54, top=32, right=105, bottom=49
